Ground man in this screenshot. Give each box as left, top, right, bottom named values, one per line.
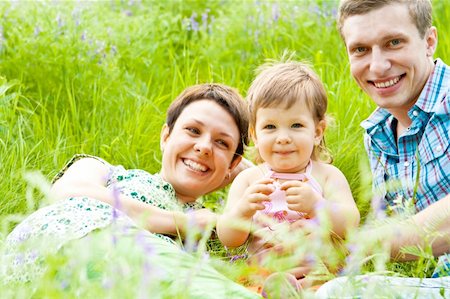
left=316, top=0, right=450, bottom=297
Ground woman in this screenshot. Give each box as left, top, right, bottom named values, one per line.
left=2, top=83, right=259, bottom=298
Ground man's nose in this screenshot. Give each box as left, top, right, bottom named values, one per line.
left=370, top=48, right=391, bottom=76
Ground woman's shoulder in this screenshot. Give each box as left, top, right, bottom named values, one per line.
left=52, top=154, right=113, bottom=184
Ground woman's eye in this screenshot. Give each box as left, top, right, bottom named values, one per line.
left=263, top=124, right=276, bottom=130
left=292, top=123, right=302, bottom=128
left=216, top=140, right=229, bottom=149
left=186, top=127, right=200, bottom=134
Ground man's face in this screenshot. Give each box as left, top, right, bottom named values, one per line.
left=341, top=3, right=436, bottom=116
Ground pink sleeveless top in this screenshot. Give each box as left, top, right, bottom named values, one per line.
left=254, top=161, right=323, bottom=224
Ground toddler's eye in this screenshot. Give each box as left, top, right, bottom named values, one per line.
left=292, top=123, right=302, bottom=128
left=264, top=124, right=276, bottom=130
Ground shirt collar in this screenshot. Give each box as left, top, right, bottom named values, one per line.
left=415, top=58, right=449, bottom=113
left=361, top=58, right=450, bottom=132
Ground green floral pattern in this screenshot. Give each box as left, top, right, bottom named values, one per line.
left=2, top=156, right=203, bottom=281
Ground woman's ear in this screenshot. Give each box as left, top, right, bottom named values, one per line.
left=229, top=155, right=242, bottom=173
left=314, top=120, right=326, bottom=145
left=160, top=124, right=170, bottom=151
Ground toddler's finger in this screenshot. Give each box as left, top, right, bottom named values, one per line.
left=280, top=180, right=304, bottom=190
left=248, top=183, right=275, bottom=195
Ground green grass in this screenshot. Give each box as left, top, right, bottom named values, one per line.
left=0, top=0, right=449, bottom=297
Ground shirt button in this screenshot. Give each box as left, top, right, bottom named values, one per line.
left=404, top=161, right=410, bottom=167
left=436, top=145, right=442, bottom=152
left=412, top=110, right=419, bottom=117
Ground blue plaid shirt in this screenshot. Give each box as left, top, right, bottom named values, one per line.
left=361, top=58, right=450, bottom=277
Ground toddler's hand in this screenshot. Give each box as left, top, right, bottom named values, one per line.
left=280, top=180, right=323, bottom=216
left=234, top=178, right=275, bottom=219
left=187, top=208, right=217, bottom=231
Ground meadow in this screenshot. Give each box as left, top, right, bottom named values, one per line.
left=0, top=0, right=449, bottom=298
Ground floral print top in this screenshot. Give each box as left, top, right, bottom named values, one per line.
left=2, top=154, right=203, bottom=281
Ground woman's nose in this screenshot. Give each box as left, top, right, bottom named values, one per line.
left=194, top=138, right=212, bottom=156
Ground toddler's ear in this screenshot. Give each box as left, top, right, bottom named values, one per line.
left=249, top=127, right=258, bottom=147
left=160, top=124, right=170, bottom=151
left=314, top=120, right=326, bottom=145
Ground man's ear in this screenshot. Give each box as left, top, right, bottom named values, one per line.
left=160, top=124, right=170, bottom=151
left=426, top=26, right=438, bottom=57
left=314, top=120, right=326, bottom=146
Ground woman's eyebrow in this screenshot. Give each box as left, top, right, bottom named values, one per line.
left=190, top=118, right=235, bottom=139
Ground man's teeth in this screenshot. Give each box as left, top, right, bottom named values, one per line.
left=374, top=76, right=400, bottom=88
left=184, top=159, right=207, bottom=172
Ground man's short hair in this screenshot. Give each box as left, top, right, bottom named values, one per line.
left=337, top=0, right=432, bottom=40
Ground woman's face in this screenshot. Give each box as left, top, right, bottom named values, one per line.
left=160, top=100, right=241, bottom=203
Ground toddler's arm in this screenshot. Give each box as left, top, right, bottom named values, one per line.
left=217, top=169, right=274, bottom=247
left=282, top=164, right=359, bottom=238
left=314, top=164, right=360, bottom=238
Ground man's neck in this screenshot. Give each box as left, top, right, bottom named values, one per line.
left=389, top=108, right=413, bottom=140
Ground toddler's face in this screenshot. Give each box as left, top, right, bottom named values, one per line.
left=253, top=101, right=323, bottom=173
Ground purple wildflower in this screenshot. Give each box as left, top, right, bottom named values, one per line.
left=102, top=277, right=114, bottom=289
left=272, top=3, right=280, bottom=22
left=183, top=209, right=199, bottom=253
left=229, top=253, right=247, bottom=262
left=14, top=253, right=24, bottom=265
left=208, top=15, right=215, bottom=34
left=71, top=8, right=81, bottom=26
left=135, top=231, right=155, bottom=256
left=56, top=14, right=64, bottom=28
left=189, top=13, right=199, bottom=32
left=304, top=253, right=316, bottom=265
left=60, top=280, right=69, bottom=289
left=202, top=9, right=209, bottom=31
left=34, top=26, right=41, bottom=37
left=202, top=11, right=208, bottom=24
left=28, top=249, right=39, bottom=262
left=371, top=194, right=387, bottom=220
left=111, top=184, right=122, bottom=220
left=110, top=45, right=118, bottom=55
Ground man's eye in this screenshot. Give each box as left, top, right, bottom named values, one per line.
left=390, top=39, right=401, bottom=46
left=291, top=123, right=302, bottom=128
left=264, top=124, right=276, bottom=129
left=355, top=46, right=366, bottom=53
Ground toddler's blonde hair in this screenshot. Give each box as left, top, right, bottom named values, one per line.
left=247, top=60, right=332, bottom=164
